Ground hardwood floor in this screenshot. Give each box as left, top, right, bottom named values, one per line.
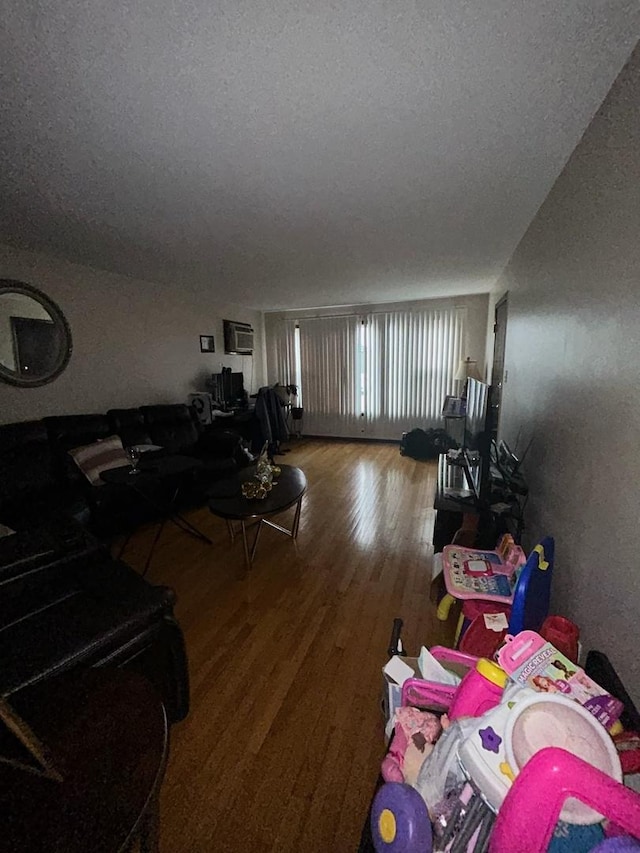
left=122, top=439, right=454, bottom=852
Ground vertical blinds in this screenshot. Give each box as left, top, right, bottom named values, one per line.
left=271, top=317, right=298, bottom=394
left=298, top=315, right=362, bottom=436
left=363, top=309, right=465, bottom=438
left=270, top=306, right=465, bottom=440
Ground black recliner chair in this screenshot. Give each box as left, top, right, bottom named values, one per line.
left=0, top=537, right=190, bottom=722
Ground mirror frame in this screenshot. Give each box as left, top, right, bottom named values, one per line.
left=0, top=279, right=73, bottom=388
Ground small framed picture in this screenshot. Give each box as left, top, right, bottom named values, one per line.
left=200, top=335, right=215, bottom=353
left=442, top=395, right=463, bottom=417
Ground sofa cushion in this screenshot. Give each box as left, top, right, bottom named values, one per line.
left=68, top=435, right=128, bottom=486
left=107, top=408, right=152, bottom=448
left=44, top=414, right=113, bottom=485
left=141, top=404, right=200, bottom=454
left=44, top=413, right=113, bottom=450
left=0, top=420, right=58, bottom=508
left=0, top=421, right=90, bottom=527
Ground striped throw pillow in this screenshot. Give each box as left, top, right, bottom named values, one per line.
left=68, top=435, right=128, bottom=486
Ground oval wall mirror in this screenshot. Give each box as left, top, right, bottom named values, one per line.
left=0, top=280, right=72, bottom=387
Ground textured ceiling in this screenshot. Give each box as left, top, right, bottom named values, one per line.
left=1, top=2, right=638, bottom=310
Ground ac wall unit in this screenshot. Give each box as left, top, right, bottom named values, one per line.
left=223, top=320, right=254, bottom=355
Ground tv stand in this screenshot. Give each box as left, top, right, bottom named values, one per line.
left=433, top=454, right=525, bottom=552
left=435, top=454, right=478, bottom=511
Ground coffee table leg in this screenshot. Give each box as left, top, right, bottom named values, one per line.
left=168, top=512, right=212, bottom=544
left=226, top=520, right=236, bottom=542
left=292, top=497, right=303, bottom=539
left=240, top=521, right=251, bottom=569
left=250, top=519, right=264, bottom=562
left=139, top=790, right=160, bottom=853
left=117, top=533, right=131, bottom=561
left=131, top=481, right=212, bottom=546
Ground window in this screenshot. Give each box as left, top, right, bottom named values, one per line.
left=270, top=306, right=465, bottom=439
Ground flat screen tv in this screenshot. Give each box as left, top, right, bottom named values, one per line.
left=462, top=378, right=494, bottom=504
left=464, top=378, right=490, bottom=451
left=210, top=370, right=246, bottom=408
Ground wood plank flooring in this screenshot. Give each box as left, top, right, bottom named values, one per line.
left=120, top=439, right=454, bottom=852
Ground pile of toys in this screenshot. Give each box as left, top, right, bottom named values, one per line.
left=373, top=538, right=640, bottom=853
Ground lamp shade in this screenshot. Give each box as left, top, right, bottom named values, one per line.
left=454, top=357, right=482, bottom=382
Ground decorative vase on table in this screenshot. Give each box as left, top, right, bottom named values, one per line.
left=255, top=441, right=273, bottom=486
left=241, top=442, right=281, bottom=500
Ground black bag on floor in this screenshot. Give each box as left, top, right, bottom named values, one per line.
left=400, top=428, right=456, bottom=460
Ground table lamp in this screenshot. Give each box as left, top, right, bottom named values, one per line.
left=454, top=357, right=482, bottom=394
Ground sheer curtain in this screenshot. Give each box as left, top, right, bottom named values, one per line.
left=268, top=306, right=465, bottom=440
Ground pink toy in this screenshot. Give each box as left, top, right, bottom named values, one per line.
left=457, top=688, right=622, bottom=821
left=489, top=747, right=640, bottom=853
left=401, top=679, right=456, bottom=712
left=448, top=658, right=507, bottom=721
left=381, top=707, right=443, bottom=785
left=400, top=647, right=479, bottom=711
left=428, top=646, right=480, bottom=670
left=498, top=630, right=624, bottom=728
left=442, top=535, right=526, bottom=603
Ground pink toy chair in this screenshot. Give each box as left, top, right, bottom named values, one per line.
left=489, top=747, right=640, bottom=853
left=458, top=536, right=554, bottom=657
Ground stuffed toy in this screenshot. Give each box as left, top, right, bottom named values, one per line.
left=381, top=706, right=445, bottom=785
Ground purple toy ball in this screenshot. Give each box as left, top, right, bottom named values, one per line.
left=371, top=782, right=432, bottom=853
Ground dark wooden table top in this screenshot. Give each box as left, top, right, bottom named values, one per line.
left=208, top=464, right=307, bottom=521
left=0, top=669, right=167, bottom=852
left=101, top=453, right=201, bottom=486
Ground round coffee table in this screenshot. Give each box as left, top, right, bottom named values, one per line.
left=208, top=464, right=306, bottom=568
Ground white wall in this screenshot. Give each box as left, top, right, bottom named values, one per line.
left=0, top=243, right=266, bottom=423
left=496, top=44, right=640, bottom=702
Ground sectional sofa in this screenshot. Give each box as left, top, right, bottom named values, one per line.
left=0, top=402, right=246, bottom=534
left=0, top=402, right=246, bottom=724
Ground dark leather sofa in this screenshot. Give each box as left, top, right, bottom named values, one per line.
left=0, top=402, right=244, bottom=725
left=0, top=419, right=90, bottom=529
left=0, top=403, right=244, bottom=535
left=0, top=517, right=189, bottom=721
left=138, top=404, right=242, bottom=480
